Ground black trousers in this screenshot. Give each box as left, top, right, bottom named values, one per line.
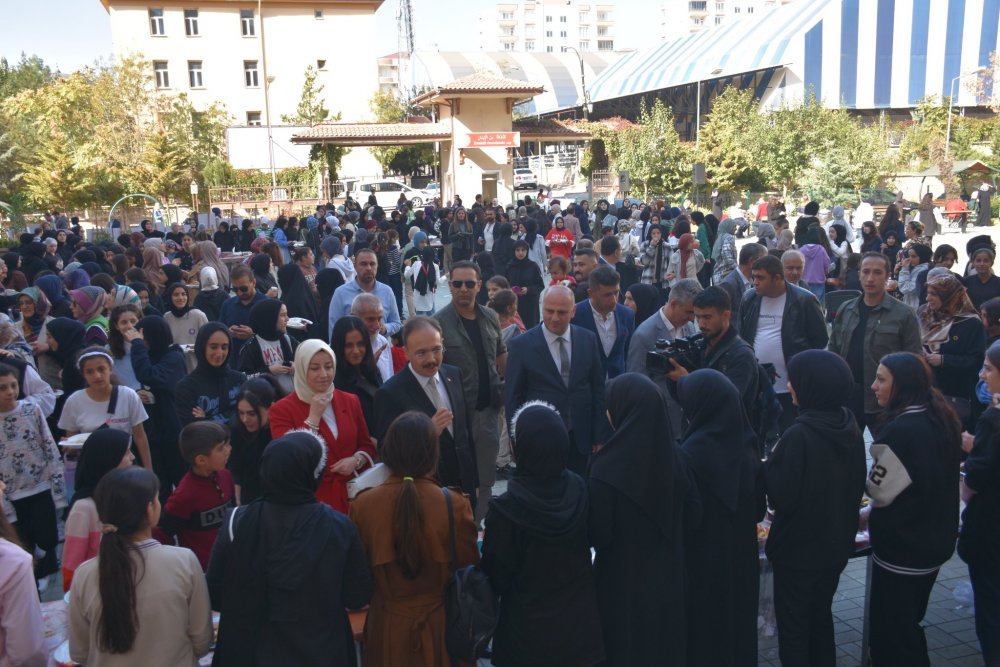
left=869, top=563, right=938, bottom=667
left=969, top=560, right=1000, bottom=667
left=773, top=562, right=845, bottom=667
left=848, top=383, right=884, bottom=437
left=11, top=490, right=59, bottom=579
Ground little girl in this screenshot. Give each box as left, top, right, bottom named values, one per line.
left=57, top=348, right=152, bottom=471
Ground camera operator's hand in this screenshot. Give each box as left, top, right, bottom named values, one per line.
left=665, top=358, right=688, bottom=382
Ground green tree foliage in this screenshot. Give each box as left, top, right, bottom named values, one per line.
left=282, top=65, right=347, bottom=181
left=0, top=54, right=53, bottom=101
left=801, top=107, right=889, bottom=205
left=367, top=89, right=435, bottom=177
left=595, top=100, right=689, bottom=199
left=1, top=55, right=232, bottom=209
left=695, top=87, right=765, bottom=191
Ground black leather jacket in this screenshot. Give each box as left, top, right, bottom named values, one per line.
left=738, top=283, right=829, bottom=362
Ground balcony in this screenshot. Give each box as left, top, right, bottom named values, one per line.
left=689, top=1, right=708, bottom=14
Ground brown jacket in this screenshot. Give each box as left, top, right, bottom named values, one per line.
left=349, top=477, right=480, bottom=667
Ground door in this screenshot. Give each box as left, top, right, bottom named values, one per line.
left=481, top=172, right=498, bottom=205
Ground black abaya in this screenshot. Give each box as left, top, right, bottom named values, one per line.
left=506, top=255, right=544, bottom=330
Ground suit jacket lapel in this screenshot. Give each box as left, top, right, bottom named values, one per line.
left=402, top=366, right=438, bottom=416
left=534, top=327, right=562, bottom=381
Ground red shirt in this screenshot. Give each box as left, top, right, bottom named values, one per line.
left=269, top=389, right=377, bottom=513
left=159, top=469, right=236, bottom=570
left=545, top=227, right=575, bottom=259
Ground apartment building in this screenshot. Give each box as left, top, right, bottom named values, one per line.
left=479, top=0, right=616, bottom=53
left=101, top=0, right=383, bottom=128
left=659, top=0, right=796, bottom=40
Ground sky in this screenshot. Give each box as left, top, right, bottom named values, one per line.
left=0, top=0, right=657, bottom=73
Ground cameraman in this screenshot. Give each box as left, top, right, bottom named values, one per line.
left=666, top=286, right=759, bottom=416
left=626, top=278, right=703, bottom=433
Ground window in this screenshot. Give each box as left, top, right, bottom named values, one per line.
left=503, top=26, right=515, bottom=35
left=546, top=46, right=553, bottom=52
left=597, top=26, right=608, bottom=36
left=187, top=61, right=203, bottom=87
left=579, top=41, right=589, bottom=50
left=240, top=9, right=256, bottom=36
left=247, top=111, right=262, bottom=126
left=598, top=39, right=614, bottom=50
left=525, top=24, right=534, bottom=35
left=579, top=26, right=588, bottom=36
left=579, top=12, right=587, bottom=22
left=560, top=30, right=566, bottom=37
left=149, top=8, right=165, bottom=35
left=747, top=6, right=754, bottom=13
left=500, top=11, right=513, bottom=19
left=597, top=11, right=609, bottom=21
left=153, top=61, right=169, bottom=88
left=545, top=15, right=552, bottom=22
left=560, top=46, right=568, bottom=52
left=716, top=2, right=724, bottom=10
left=715, top=16, right=723, bottom=24
left=559, top=15, right=566, bottom=22
left=184, top=9, right=199, bottom=36
left=317, top=59, right=327, bottom=70
left=314, top=9, right=323, bottom=19
left=504, top=42, right=515, bottom=51
left=525, top=39, right=535, bottom=50
left=546, top=30, right=553, bottom=37
left=244, top=60, right=259, bottom=87
left=734, top=6, right=741, bottom=13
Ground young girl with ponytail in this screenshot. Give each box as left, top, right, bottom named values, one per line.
left=68, top=467, right=213, bottom=666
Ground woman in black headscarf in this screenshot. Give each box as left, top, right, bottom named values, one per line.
left=277, top=263, right=322, bottom=340
left=21, top=241, right=49, bottom=284
left=678, top=368, right=762, bottom=667
left=482, top=401, right=604, bottom=667
left=237, top=299, right=297, bottom=389
left=623, top=282, right=660, bottom=325
left=2, top=252, right=27, bottom=291
left=474, top=251, right=495, bottom=305
left=492, top=222, right=515, bottom=276
left=589, top=373, right=692, bottom=666
left=315, top=268, right=345, bottom=344
left=331, top=316, right=381, bottom=431
left=207, top=431, right=373, bottom=666
left=764, top=350, right=867, bottom=667
left=506, top=239, right=544, bottom=330
left=129, top=315, right=188, bottom=499
left=174, top=322, right=247, bottom=427
left=250, top=253, right=278, bottom=295
left=44, top=317, right=87, bottom=398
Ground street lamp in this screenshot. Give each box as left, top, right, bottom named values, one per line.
left=695, top=67, right=724, bottom=149
left=945, top=66, right=989, bottom=159
left=564, top=47, right=592, bottom=120
left=258, top=0, right=277, bottom=190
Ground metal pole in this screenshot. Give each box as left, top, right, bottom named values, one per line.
left=696, top=80, right=701, bottom=149
left=259, top=0, right=277, bottom=190
left=945, top=75, right=957, bottom=160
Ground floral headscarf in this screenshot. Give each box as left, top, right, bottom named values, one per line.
left=918, top=273, right=979, bottom=353
left=69, top=286, right=108, bottom=325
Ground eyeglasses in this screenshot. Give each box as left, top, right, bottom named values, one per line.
left=412, top=346, right=444, bottom=360
left=234, top=285, right=252, bottom=293
left=451, top=280, right=477, bottom=290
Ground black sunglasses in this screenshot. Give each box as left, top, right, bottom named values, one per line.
left=451, top=280, right=477, bottom=290
left=234, top=285, right=253, bottom=293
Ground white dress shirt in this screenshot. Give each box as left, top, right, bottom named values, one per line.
left=542, top=325, right=572, bottom=373
left=591, top=306, right=617, bottom=356
left=408, top=364, right=453, bottom=413
left=372, top=333, right=394, bottom=383
left=483, top=223, right=495, bottom=252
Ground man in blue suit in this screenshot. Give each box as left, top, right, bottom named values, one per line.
left=506, top=285, right=610, bottom=474
left=571, top=265, right=635, bottom=379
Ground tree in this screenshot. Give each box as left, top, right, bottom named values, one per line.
left=367, top=89, right=435, bottom=177
left=0, top=54, right=53, bottom=102
left=282, top=65, right=347, bottom=181
left=598, top=99, right=690, bottom=199
left=968, top=51, right=1000, bottom=113
left=801, top=107, right=889, bottom=204
left=695, top=87, right=766, bottom=191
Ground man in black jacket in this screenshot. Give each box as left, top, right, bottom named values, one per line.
left=667, top=286, right=758, bottom=417
left=739, top=255, right=828, bottom=434
left=719, top=243, right=767, bottom=330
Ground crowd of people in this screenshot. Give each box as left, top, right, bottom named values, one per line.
left=0, top=189, right=997, bottom=667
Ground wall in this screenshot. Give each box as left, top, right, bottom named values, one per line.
left=441, top=97, right=515, bottom=205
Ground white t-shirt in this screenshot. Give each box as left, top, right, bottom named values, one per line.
left=258, top=337, right=285, bottom=367
left=57, top=386, right=149, bottom=434
left=753, top=294, right=788, bottom=394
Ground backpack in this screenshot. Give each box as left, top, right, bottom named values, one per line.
left=442, top=487, right=498, bottom=662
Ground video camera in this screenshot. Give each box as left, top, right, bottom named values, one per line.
left=646, top=333, right=707, bottom=375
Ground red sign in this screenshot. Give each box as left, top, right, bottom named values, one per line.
left=460, top=132, right=521, bottom=148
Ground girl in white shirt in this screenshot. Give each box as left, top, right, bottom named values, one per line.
left=57, top=348, right=152, bottom=471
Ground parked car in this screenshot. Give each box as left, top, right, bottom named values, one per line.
left=349, top=180, right=431, bottom=208
left=513, top=168, right=539, bottom=190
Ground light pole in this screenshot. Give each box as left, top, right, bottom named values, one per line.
left=946, top=67, right=988, bottom=159
left=564, top=47, right=594, bottom=205
left=258, top=0, right=277, bottom=190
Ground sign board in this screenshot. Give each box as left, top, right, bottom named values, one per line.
left=618, top=170, right=630, bottom=193
left=459, top=132, right=521, bottom=149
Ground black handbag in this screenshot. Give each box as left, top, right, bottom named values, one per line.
left=441, top=487, right=498, bottom=663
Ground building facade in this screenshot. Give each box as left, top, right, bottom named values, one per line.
left=479, top=0, right=616, bottom=53
left=659, top=0, right=796, bottom=41
left=101, top=0, right=384, bottom=174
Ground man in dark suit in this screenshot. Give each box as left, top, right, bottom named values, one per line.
left=719, top=242, right=766, bottom=332
left=572, top=265, right=635, bottom=379
left=373, top=316, right=478, bottom=500
left=506, top=285, right=610, bottom=475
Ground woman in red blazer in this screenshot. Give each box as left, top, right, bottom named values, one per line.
left=270, top=339, right=377, bottom=513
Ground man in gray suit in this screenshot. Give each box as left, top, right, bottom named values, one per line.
left=625, top=278, right=703, bottom=437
